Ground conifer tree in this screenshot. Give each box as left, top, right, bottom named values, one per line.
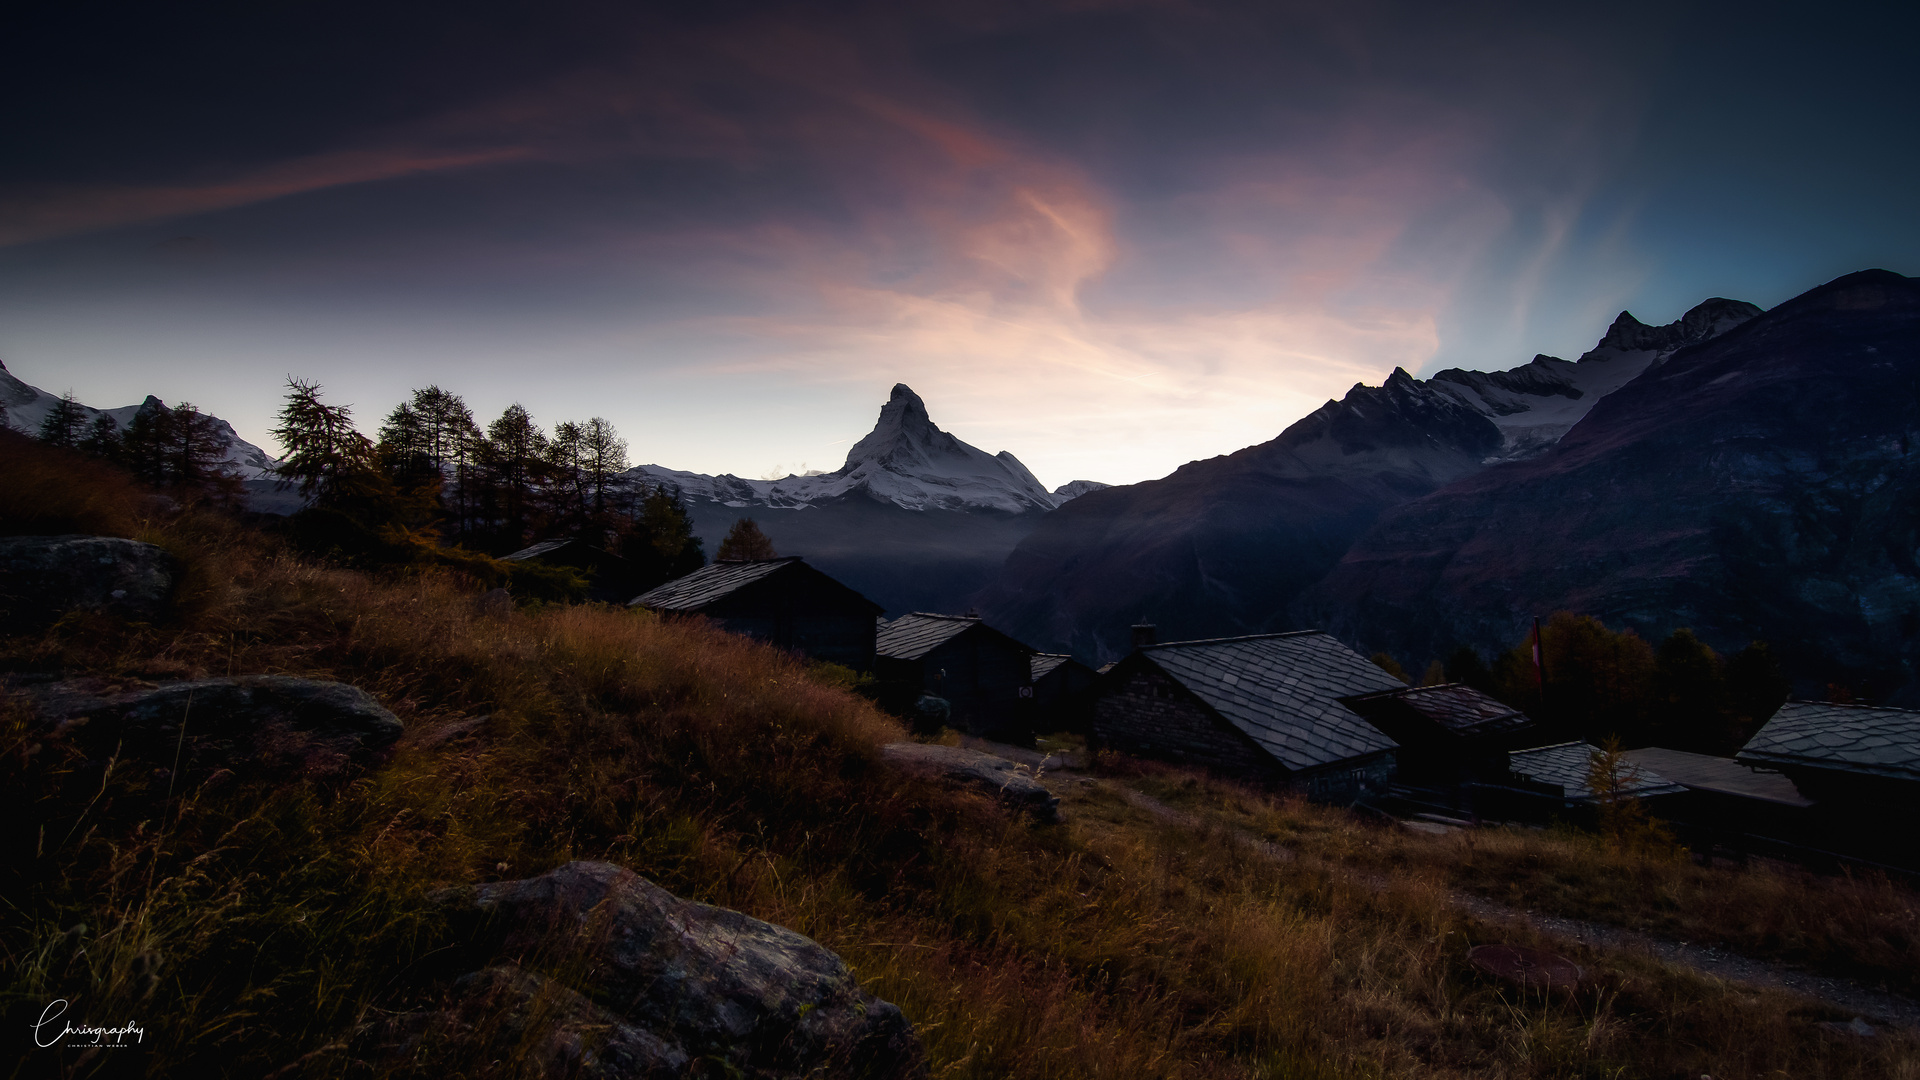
left=715, top=517, right=777, bottom=562
left=79, top=415, right=123, bottom=461
left=271, top=377, right=376, bottom=507
left=579, top=417, right=629, bottom=517
left=37, top=391, right=86, bottom=447
left=484, top=404, right=546, bottom=547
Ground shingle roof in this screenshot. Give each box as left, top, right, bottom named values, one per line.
left=630, top=557, right=803, bottom=612
left=1031, top=653, right=1074, bottom=681
left=1507, top=742, right=1687, bottom=801
left=1139, top=631, right=1402, bottom=772
left=1343, top=683, right=1536, bottom=739
left=1620, top=747, right=1812, bottom=807
left=1737, top=701, right=1920, bottom=783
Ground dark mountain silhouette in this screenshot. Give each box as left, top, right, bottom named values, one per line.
left=1296, top=268, right=1920, bottom=702
left=974, top=298, right=1761, bottom=663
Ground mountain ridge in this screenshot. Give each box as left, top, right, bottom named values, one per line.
left=973, top=296, right=1764, bottom=662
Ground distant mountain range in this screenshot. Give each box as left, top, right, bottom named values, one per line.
left=1298, top=269, right=1919, bottom=702
left=627, top=384, right=1109, bottom=616
left=973, top=295, right=1765, bottom=664
left=0, top=360, right=280, bottom=480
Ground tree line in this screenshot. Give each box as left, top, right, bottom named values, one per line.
left=1411, top=612, right=1795, bottom=754
left=270, top=378, right=706, bottom=586
left=34, top=391, right=240, bottom=496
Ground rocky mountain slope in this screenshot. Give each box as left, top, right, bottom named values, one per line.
left=0, top=359, right=279, bottom=480
left=974, top=298, right=1762, bottom=662
left=1298, top=269, right=1920, bottom=703
left=632, top=385, right=1106, bottom=617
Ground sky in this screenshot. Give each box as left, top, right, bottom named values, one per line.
left=3, top=0, right=1917, bottom=488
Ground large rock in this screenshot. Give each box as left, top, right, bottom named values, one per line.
left=423, top=861, right=925, bottom=1079
left=357, top=964, right=690, bottom=1079
left=0, top=534, right=179, bottom=632
left=880, top=742, right=1062, bottom=823
left=16, top=675, right=404, bottom=779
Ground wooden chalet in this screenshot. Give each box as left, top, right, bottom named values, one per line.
left=630, top=556, right=883, bottom=671
left=1737, top=701, right=1920, bottom=867
left=876, top=613, right=1036, bottom=740
left=1090, top=631, right=1404, bottom=803
left=1340, top=683, right=1540, bottom=788
left=1619, top=746, right=1815, bottom=856
left=1029, top=653, right=1099, bottom=734
left=501, top=539, right=640, bottom=603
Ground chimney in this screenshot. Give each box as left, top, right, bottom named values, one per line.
left=1131, top=620, right=1157, bottom=650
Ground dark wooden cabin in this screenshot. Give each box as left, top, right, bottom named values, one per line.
left=631, top=556, right=882, bottom=671
left=1028, top=653, right=1099, bottom=734
left=1619, top=746, right=1815, bottom=856
left=1737, top=701, right=1920, bottom=867
left=1090, top=631, right=1403, bottom=804
left=502, top=539, right=641, bottom=603
left=876, top=613, right=1036, bottom=740
left=1341, top=683, right=1540, bottom=792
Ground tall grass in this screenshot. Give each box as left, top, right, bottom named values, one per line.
left=3, top=444, right=1917, bottom=1077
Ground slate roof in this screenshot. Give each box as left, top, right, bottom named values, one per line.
left=877, top=612, right=1034, bottom=661
left=631, top=557, right=804, bottom=612
left=1342, top=683, right=1536, bottom=739
left=502, top=539, right=575, bottom=562
left=1621, top=747, right=1813, bottom=807
left=1137, top=631, right=1402, bottom=773
left=1507, top=742, right=1687, bottom=801
left=1737, top=701, right=1920, bottom=783
left=1031, top=653, right=1074, bottom=681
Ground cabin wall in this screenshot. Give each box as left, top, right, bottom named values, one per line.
left=922, top=634, right=1033, bottom=739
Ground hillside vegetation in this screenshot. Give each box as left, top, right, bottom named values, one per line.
left=4, top=436, right=1918, bottom=1078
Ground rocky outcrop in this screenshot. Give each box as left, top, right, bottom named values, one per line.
left=391, top=861, right=924, bottom=1079
left=880, top=742, right=1061, bottom=823
left=16, top=675, right=404, bottom=779
left=0, top=534, right=179, bottom=632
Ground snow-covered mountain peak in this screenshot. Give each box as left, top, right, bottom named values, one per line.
left=0, top=359, right=279, bottom=479
left=629, top=384, right=1079, bottom=515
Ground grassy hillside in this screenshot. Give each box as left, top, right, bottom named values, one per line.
left=4, top=438, right=1918, bottom=1078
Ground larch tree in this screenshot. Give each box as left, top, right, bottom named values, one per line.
left=271, top=377, right=376, bottom=507
left=715, top=517, right=777, bottom=562
left=37, top=392, right=86, bottom=448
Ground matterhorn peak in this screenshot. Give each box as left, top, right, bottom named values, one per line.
left=629, top=383, right=1070, bottom=515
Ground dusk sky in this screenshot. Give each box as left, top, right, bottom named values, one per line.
left=4, top=0, right=1916, bottom=488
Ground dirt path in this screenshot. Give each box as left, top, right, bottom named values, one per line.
left=1116, top=788, right=1920, bottom=1030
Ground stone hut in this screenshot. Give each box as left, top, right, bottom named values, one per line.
left=632, top=557, right=883, bottom=671
left=876, top=613, right=1036, bottom=741
left=1089, top=630, right=1404, bottom=803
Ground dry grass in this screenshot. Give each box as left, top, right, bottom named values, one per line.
left=4, top=448, right=1919, bottom=1077
left=1120, top=766, right=1920, bottom=999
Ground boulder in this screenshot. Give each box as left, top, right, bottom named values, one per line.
left=424, top=861, right=925, bottom=1079
left=355, top=964, right=689, bottom=1078
left=0, top=534, right=179, bottom=632
left=16, top=675, right=404, bottom=779
left=880, top=742, right=1062, bottom=823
